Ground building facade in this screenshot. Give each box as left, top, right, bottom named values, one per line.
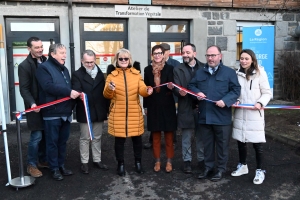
left=0, top=0, right=299, bottom=123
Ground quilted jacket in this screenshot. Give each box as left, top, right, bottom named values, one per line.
left=103, top=66, right=149, bottom=137
left=232, top=66, right=271, bottom=143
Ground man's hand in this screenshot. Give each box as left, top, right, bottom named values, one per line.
left=167, top=82, right=174, bottom=89
left=31, top=103, right=40, bottom=113
left=70, top=90, right=80, bottom=99
left=179, top=89, right=187, bottom=96
left=197, top=92, right=206, bottom=100
left=216, top=100, right=226, bottom=108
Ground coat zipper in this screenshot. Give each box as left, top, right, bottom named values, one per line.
left=123, top=70, right=128, bottom=137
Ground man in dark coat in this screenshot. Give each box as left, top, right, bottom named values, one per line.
left=173, top=43, right=205, bottom=174
left=188, top=45, right=241, bottom=181
left=36, top=43, right=80, bottom=181
left=72, top=50, right=109, bottom=174
left=18, top=36, right=48, bottom=178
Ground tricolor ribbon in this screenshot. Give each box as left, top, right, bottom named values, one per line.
left=81, top=93, right=94, bottom=140
left=153, top=82, right=300, bottom=109
left=16, top=93, right=94, bottom=140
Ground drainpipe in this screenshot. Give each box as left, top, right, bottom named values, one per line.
left=68, top=0, right=75, bottom=74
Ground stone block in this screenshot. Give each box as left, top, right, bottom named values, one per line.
left=227, top=36, right=236, bottom=52
left=282, top=14, right=295, bottom=21
left=296, top=14, right=300, bottom=22
left=223, top=20, right=236, bottom=36
left=275, top=37, right=284, bottom=50
left=208, top=21, right=216, bottom=25
left=220, top=12, right=230, bottom=20
left=207, top=37, right=215, bottom=47
left=6, top=2, right=18, bottom=5
left=284, top=36, right=299, bottom=42
left=296, top=42, right=300, bottom=51
left=208, top=26, right=222, bottom=35
left=221, top=51, right=236, bottom=68
left=213, top=12, right=219, bottom=20
left=202, top=12, right=211, bottom=20
left=217, top=21, right=223, bottom=25
left=284, top=42, right=295, bottom=50
left=216, top=37, right=227, bottom=51
left=275, top=22, right=288, bottom=37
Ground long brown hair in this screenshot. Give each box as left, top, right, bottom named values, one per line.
left=240, top=49, right=259, bottom=80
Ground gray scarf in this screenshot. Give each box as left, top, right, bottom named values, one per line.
left=85, top=66, right=98, bottom=79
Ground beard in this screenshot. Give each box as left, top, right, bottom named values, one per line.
left=183, top=56, right=194, bottom=64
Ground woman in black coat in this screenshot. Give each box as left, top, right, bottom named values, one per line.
left=143, top=44, right=177, bottom=173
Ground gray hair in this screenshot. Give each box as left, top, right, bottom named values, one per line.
left=81, top=49, right=96, bottom=59
left=48, top=43, right=66, bottom=56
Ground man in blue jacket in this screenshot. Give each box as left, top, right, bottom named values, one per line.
left=188, top=45, right=241, bottom=181
left=36, top=43, right=80, bottom=181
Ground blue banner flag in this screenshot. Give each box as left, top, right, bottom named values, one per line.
left=242, top=26, right=275, bottom=97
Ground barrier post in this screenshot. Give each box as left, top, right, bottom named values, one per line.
left=9, top=112, right=35, bottom=190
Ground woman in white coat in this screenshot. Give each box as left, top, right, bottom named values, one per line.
left=231, top=49, right=271, bottom=185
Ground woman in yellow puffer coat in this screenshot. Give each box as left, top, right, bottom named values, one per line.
left=103, top=48, right=153, bottom=176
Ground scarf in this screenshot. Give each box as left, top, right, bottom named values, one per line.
left=85, top=65, right=98, bottom=79
left=152, top=58, right=165, bottom=93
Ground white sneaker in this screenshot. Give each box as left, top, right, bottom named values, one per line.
left=253, top=169, right=266, bottom=184
left=231, top=163, right=249, bottom=177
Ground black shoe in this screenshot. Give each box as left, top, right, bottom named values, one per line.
left=59, top=166, right=73, bottom=176
left=93, top=162, right=109, bottom=171
left=198, top=169, right=213, bottom=179
left=197, top=160, right=205, bottom=170
left=117, top=162, right=125, bottom=176
left=81, top=163, right=89, bottom=174
left=183, top=161, right=192, bottom=174
left=143, top=143, right=152, bottom=149
left=135, top=161, right=144, bottom=174
left=52, top=169, right=63, bottom=181
left=210, top=171, right=223, bottom=182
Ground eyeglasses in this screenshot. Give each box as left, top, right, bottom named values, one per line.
left=205, top=54, right=220, bottom=58
left=84, top=61, right=94, bottom=65
left=153, top=52, right=163, bottom=56
left=118, top=57, right=129, bottom=61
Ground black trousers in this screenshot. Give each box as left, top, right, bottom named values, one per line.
left=237, top=141, right=263, bottom=169
left=115, top=136, right=142, bottom=162
left=199, top=124, right=231, bottom=172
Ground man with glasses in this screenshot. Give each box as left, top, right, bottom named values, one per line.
left=173, top=43, right=205, bottom=174
left=18, top=37, right=48, bottom=178
left=188, top=45, right=240, bottom=181
left=36, top=43, right=81, bottom=181
left=72, top=50, right=109, bottom=174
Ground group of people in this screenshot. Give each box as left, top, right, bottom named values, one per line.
left=18, top=37, right=271, bottom=185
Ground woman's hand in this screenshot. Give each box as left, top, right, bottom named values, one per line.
left=147, top=86, right=153, bottom=95
left=109, top=81, right=115, bottom=91
left=254, top=102, right=262, bottom=110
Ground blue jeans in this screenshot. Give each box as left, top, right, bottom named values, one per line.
left=44, top=119, right=70, bottom=171
left=27, top=130, right=47, bottom=167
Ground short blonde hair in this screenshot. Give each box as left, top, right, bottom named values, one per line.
left=112, top=48, right=133, bottom=68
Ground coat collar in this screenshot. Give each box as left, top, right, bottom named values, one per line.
left=111, top=66, right=139, bottom=76
left=80, top=64, right=104, bottom=88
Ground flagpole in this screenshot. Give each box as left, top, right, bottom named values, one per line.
left=0, top=23, right=12, bottom=185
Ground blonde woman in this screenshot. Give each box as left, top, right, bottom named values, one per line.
left=103, top=48, right=153, bottom=176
